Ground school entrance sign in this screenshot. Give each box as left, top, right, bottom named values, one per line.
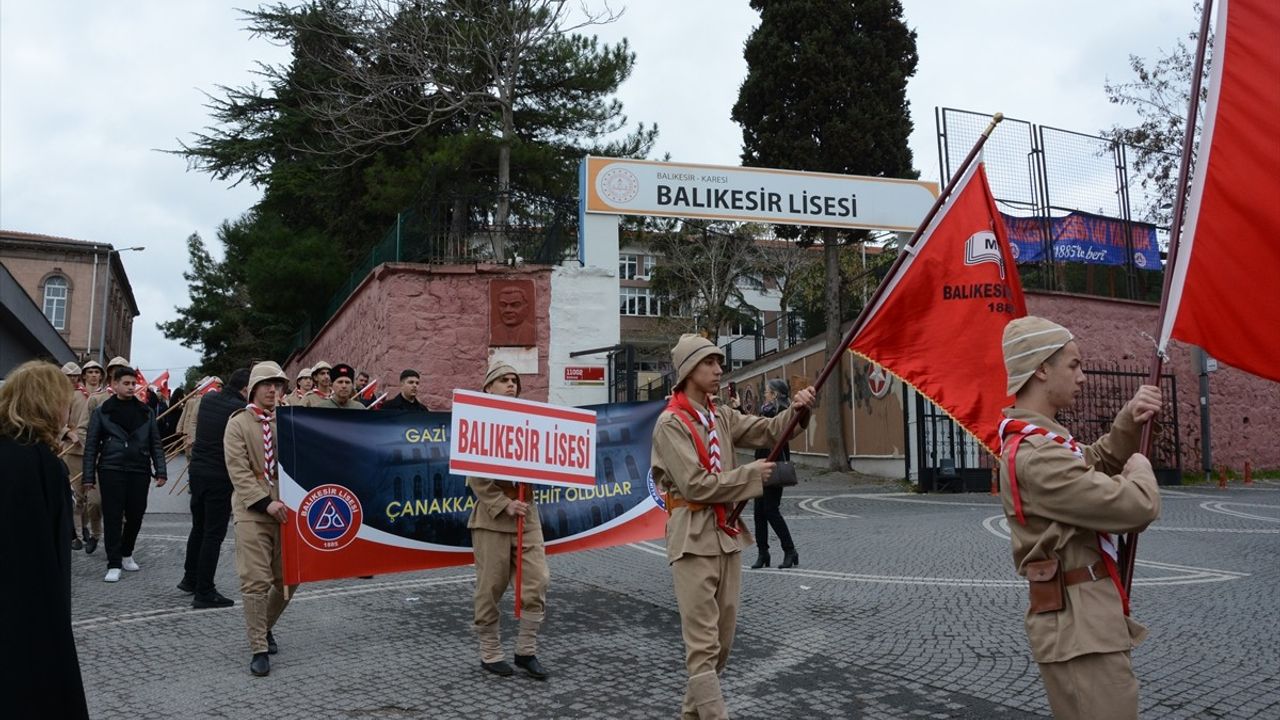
left=580, top=156, right=938, bottom=232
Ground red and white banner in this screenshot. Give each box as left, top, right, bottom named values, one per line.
left=850, top=161, right=1026, bottom=454
left=449, top=390, right=597, bottom=487
left=1158, top=0, right=1280, bottom=382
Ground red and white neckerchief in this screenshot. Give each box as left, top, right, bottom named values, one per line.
left=665, top=392, right=738, bottom=536
left=247, top=403, right=277, bottom=486
left=75, top=383, right=90, bottom=398
left=999, top=416, right=1130, bottom=615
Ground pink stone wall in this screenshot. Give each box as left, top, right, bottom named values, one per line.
left=286, top=263, right=553, bottom=409
left=1026, top=291, right=1280, bottom=471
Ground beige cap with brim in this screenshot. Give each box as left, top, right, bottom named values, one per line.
left=1002, top=316, right=1075, bottom=395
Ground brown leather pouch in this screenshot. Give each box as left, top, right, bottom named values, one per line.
left=1026, top=558, right=1065, bottom=614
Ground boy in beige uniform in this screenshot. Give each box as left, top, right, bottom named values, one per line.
left=60, top=362, right=90, bottom=550
left=650, top=334, right=815, bottom=719
left=180, top=376, right=221, bottom=452
left=281, top=367, right=312, bottom=406
left=997, top=317, right=1162, bottom=720
left=225, top=361, right=297, bottom=677
left=466, top=361, right=550, bottom=680
left=298, top=361, right=332, bottom=407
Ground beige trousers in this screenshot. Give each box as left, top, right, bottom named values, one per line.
left=234, top=520, right=299, bottom=654
left=471, top=527, right=549, bottom=660
left=1039, top=651, right=1139, bottom=720
left=672, top=552, right=741, bottom=719
left=67, top=454, right=102, bottom=537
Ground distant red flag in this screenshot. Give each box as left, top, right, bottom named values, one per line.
left=1158, top=0, right=1280, bottom=382
left=359, top=378, right=379, bottom=401
left=850, top=161, right=1026, bottom=454
left=135, top=370, right=150, bottom=405
left=369, top=391, right=389, bottom=410
left=153, top=370, right=171, bottom=401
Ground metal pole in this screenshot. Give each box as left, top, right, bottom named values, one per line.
left=727, top=113, right=1007, bottom=525
left=1196, top=346, right=1213, bottom=481
left=86, top=249, right=99, bottom=360
left=1122, top=0, right=1215, bottom=594
left=97, top=253, right=113, bottom=364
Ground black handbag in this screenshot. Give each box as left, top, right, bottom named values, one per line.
left=767, top=461, right=798, bottom=487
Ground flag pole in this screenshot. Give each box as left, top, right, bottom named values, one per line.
left=728, top=113, right=1006, bottom=525
left=1121, top=0, right=1215, bottom=595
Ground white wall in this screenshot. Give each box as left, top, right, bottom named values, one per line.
left=548, top=264, right=619, bottom=407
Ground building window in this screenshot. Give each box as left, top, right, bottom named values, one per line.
left=620, top=286, right=661, bottom=316
left=726, top=313, right=758, bottom=336
left=43, top=276, right=68, bottom=330
left=642, top=255, right=657, bottom=279
left=619, top=254, right=639, bottom=280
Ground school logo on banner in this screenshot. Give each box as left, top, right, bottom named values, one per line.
left=298, top=484, right=363, bottom=552
left=963, top=231, right=1006, bottom=279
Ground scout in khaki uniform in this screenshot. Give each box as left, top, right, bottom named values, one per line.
left=281, top=367, right=312, bottom=406
left=466, top=361, right=550, bottom=680
left=320, top=364, right=366, bottom=410
left=76, top=357, right=131, bottom=552
left=60, top=362, right=89, bottom=550
left=225, top=361, right=298, bottom=677
left=297, top=361, right=332, bottom=408
left=997, top=317, right=1162, bottom=720
left=180, top=376, right=222, bottom=452
left=650, top=334, right=815, bottom=720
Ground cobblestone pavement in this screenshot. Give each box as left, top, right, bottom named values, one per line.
left=71, top=473, right=1280, bottom=719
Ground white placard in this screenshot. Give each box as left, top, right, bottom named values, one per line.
left=448, top=389, right=596, bottom=488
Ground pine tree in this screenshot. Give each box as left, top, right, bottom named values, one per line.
left=732, top=0, right=919, bottom=469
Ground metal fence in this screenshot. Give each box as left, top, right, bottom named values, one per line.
left=936, top=108, right=1175, bottom=303
left=287, top=191, right=578, bottom=356
left=910, top=364, right=1181, bottom=491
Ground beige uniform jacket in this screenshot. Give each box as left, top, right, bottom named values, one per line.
left=65, top=389, right=91, bottom=455
left=297, top=391, right=330, bottom=408
left=318, top=397, right=366, bottom=410
left=224, top=409, right=280, bottom=524
left=77, top=390, right=111, bottom=440
left=650, top=399, right=804, bottom=562
left=466, top=478, right=543, bottom=538
left=999, top=407, right=1161, bottom=663
left=180, top=394, right=203, bottom=442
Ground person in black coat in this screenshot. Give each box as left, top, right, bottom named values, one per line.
left=179, top=368, right=250, bottom=608
left=83, top=366, right=168, bottom=583
left=379, top=369, right=429, bottom=411
left=751, top=379, right=798, bottom=569
left=160, top=386, right=186, bottom=442
left=0, top=360, right=91, bottom=719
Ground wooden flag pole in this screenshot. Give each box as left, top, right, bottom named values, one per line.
left=514, top=483, right=526, bottom=620
left=1120, top=0, right=1215, bottom=595
left=727, top=113, right=1006, bottom=527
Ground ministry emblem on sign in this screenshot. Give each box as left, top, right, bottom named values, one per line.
left=867, top=364, right=891, bottom=399
left=599, top=166, right=640, bottom=204
left=298, top=484, right=363, bottom=552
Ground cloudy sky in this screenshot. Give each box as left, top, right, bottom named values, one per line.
left=0, top=1, right=1197, bottom=379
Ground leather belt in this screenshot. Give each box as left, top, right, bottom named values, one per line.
left=664, top=495, right=709, bottom=513
left=1063, top=560, right=1108, bottom=586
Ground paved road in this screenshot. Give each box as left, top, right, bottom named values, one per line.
left=71, top=474, right=1280, bottom=718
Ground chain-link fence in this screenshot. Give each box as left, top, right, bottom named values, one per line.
left=937, top=108, right=1175, bottom=303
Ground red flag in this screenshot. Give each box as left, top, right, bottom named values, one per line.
left=850, top=161, right=1026, bottom=454
left=1158, top=0, right=1280, bottom=382
left=135, top=370, right=150, bottom=405
left=359, top=378, right=379, bottom=401
left=153, top=370, right=171, bottom=401
left=369, top=391, right=389, bottom=410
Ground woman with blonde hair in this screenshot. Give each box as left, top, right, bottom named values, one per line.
left=0, top=360, right=90, bottom=719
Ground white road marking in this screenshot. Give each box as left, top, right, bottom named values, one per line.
left=1199, top=501, right=1280, bottom=523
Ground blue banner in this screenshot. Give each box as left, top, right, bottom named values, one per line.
left=1001, top=212, right=1162, bottom=269
left=277, top=400, right=669, bottom=583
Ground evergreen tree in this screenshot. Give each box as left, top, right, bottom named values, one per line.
left=732, top=0, right=919, bottom=469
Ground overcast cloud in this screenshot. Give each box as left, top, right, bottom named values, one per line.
left=0, top=1, right=1197, bottom=379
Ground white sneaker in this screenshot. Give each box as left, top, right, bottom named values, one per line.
left=121, top=556, right=140, bottom=572
left=104, top=568, right=121, bottom=583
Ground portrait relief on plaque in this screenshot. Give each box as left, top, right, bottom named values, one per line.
left=489, top=279, right=536, bottom=347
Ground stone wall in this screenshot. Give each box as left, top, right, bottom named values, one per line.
left=1026, top=291, right=1279, bottom=471
left=286, top=263, right=553, bottom=409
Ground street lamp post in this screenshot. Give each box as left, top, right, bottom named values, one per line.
left=97, top=246, right=144, bottom=364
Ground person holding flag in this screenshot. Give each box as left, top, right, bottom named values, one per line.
left=650, top=333, right=814, bottom=719
left=997, top=316, right=1162, bottom=719
left=355, top=371, right=377, bottom=407
left=465, top=361, right=550, bottom=680
left=180, top=376, right=222, bottom=453
left=225, top=361, right=297, bottom=677
left=320, top=364, right=366, bottom=410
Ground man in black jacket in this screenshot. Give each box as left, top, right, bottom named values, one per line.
left=178, top=368, right=250, bottom=608
left=379, top=369, right=429, bottom=411
left=83, top=366, right=168, bottom=583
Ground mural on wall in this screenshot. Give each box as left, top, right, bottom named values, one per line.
left=489, top=279, right=536, bottom=347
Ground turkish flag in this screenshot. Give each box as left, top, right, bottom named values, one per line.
left=850, top=161, right=1026, bottom=454
left=359, top=378, right=378, bottom=400
left=1158, top=0, right=1280, bottom=382
left=135, top=370, right=150, bottom=405
left=153, top=370, right=171, bottom=401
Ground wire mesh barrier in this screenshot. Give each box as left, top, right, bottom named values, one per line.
left=912, top=364, right=1181, bottom=491
left=287, top=191, right=578, bottom=356
left=937, top=108, right=1175, bottom=303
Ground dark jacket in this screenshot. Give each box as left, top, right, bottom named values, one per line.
left=752, top=401, right=792, bottom=461
left=380, top=393, right=428, bottom=412
left=83, top=396, right=167, bottom=484
left=189, top=388, right=247, bottom=482
left=0, top=436, right=90, bottom=719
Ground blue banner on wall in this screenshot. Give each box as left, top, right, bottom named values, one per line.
left=1001, top=212, right=1162, bottom=269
